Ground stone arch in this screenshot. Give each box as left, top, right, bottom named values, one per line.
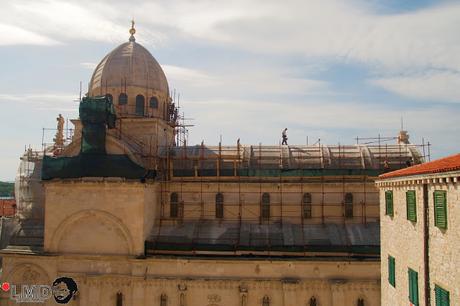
left=50, top=209, right=134, bottom=255
left=5, top=262, right=51, bottom=286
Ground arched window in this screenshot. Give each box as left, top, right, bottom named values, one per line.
left=303, top=193, right=312, bottom=219
left=106, top=93, right=113, bottom=103
left=149, top=96, right=159, bottom=108
left=357, top=298, right=364, bottom=306
left=160, top=293, right=167, bottom=306
left=135, top=94, right=145, bottom=116
left=261, top=193, right=270, bottom=219
left=344, top=193, right=353, bottom=218
left=116, top=292, right=123, bottom=306
left=170, top=192, right=179, bottom=218
left=262, top=295, right=270, bottom=306
left=309, top=296, right=317, bottom=306
left=118, top=93, right=128, bottom=105
left=216, top=193, right=224, bottom=219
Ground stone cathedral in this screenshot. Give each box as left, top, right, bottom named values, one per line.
left=0, top=24, right=422, bottom=306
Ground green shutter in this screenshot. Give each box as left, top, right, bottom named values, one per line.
left=385, top=190, right=394, bottom=217
left=388, top=255, right=395, bottom=287
left=408, top=269, right=419, bottom=305
left=434, top=191, right=447, bottom=229
left=435, top=285, right=450, bottom=306
left=406, top=191, right=417, bottom=222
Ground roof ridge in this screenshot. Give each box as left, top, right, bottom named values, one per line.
left=380, top=153, right=460, bottom=179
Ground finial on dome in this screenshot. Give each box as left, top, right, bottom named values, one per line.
left=129, top=19, right=136, bottom=42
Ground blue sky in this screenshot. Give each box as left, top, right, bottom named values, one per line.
left=0, top=0, right=459, bottom=180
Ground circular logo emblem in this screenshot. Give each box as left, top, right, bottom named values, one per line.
left=52, top=277, right=78, bottom=304
left=1, top=282, right=10, bottom=292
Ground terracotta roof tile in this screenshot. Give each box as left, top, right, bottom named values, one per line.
left=379, top=153, right=460, bottom=179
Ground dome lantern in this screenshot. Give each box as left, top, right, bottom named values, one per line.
left=129, top=19, right=136, bottom=42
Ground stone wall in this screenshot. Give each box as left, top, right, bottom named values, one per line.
left=378, top=171, right=460, bottom=306
left=44, top=181, right=159, bottom=256
left=161, top=180, right=379, bottom=224
left=0, top=255, right=381, bottom=306
left=428, top=178, right=459, bottom=304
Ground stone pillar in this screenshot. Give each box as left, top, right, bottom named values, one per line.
left=87, top=280, right=100, bottom=306
left=239, top=284, right=248, bottom=306
left=131, top=282, right=145, bottom=306
left=178, top=283, right=187, bottom=306
left=282, top=279, right=299, bottom=306
left=330, top=280, right=347, bottom=306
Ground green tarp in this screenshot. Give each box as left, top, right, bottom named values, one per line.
left=79, top=96, right=116, bottom=154
left=42, top=154, right=151, bottom=180
left=42, top=96, right=152, bottom=180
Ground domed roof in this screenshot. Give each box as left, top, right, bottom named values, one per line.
left=88, top=30, right=169, bottom=96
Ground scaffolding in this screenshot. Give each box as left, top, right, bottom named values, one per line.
left=145, top=137, right=431, bottom=255
left=35, top=101, right=432, bottom=256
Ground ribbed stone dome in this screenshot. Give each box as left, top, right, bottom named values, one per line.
left=88, top=41, right=169, bottom=96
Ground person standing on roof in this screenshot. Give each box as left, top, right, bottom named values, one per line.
left=282, top=128, right=288, bottom=145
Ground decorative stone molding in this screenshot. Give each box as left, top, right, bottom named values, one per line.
left=376, top=171, right=460, bottom=188
left=5, top=262, right=51, bottom=285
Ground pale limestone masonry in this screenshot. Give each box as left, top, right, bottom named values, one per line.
left=0, top=255, right=381, bottom=306
left=377, top=171, right=460, bottom=306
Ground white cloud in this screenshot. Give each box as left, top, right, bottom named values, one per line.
left=0, top=93, right=80, bottom=112
left=2, top=0, right=460, bottom=74
left=371, top=71, right=460, bottom=103
left=0, top=0, right=163, bottom=46
left=0, top=93, right=77, bottom=102
left=163, top=64, right=327, bottom=98
left=80, top=62, right=97, bottom=70
left=183, top=97, right=459, bottom=158
left=162, top=65, right=219, bottom=88
left=0, top=24, right=59, bottom=46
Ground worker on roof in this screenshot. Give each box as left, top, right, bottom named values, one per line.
left=282, top=128, right=288, bottom=145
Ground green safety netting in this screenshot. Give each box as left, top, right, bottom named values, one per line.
left=42, top=154, right=151, bottom=180
left=42, top=96, right=152, bottom=180
left=79, top=96, right=116, bottom=154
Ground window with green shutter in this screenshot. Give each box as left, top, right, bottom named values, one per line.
left=388, top=255, right=396, bottom=287
left=408, top=268, right=419, bottom=306
left=434, top=191, right=447, bottom=229
left=385, top=190, right=394, bottom=217
left=406, top=190, right=417, bottom=222
left=435, top=285, right=450, bottom=306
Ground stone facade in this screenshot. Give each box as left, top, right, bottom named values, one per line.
left=1, top=254, right=380, bottom=306
left=377, top=170, right=460, bottom=306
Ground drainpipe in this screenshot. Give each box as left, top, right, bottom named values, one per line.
left=423, top=184, right=430, bottom=306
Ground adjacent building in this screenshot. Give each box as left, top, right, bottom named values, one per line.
left=377, top=153, right=459, bottom=306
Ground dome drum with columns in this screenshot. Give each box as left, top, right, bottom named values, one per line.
left=88, top=21, right=172, bottom=121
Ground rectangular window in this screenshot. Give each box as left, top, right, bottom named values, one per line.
left=385, top=190, right=394, bottom=217
left=388, top=255, right=396, bottom=287
left=408, top=268, right=419, bottom=306
left=435, top=285, right=450, bottom=306
left=434, top=190, right=447, bottom=229
left=344, top=193, right=353, bottom=218
left=303, top=193, right=312, bottom=219
left=261, top=193, right=270, bottom=220
left=406, top=190, right=417, bottom=222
